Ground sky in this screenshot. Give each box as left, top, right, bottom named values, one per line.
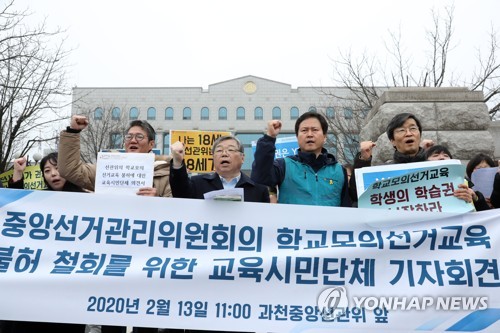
left=11, top=0, right=500, bottom=90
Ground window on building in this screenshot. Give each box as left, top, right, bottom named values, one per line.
left=236, top=133, right=264, bottom=171
left=147, top=107, right=156, bottom=120
left=183, top=107, right=192, bottom=120
left=236, top=107, right=245, bottom=120
left=129, top=107, right=139, bottom=120
left=112, top=107, right=121, bottom=120
left=326, top=107, right=335, bottom=119
left=165, top=107, right=174, bottom=120
left=344, top=107, right=353, bottom=119
left=325, top=134, right=337, bottom=157
left=290, top=106, right=299, bottom=120
left=219, top=107, right=227, bottom=120
left=154, top=133, right=160, bottom=149
left=201, top=107, right=209, bottom=120
left=254, top=107, right=263, bottom=120
left=94, top=107, right=103, bottom=120
left=272, top=107, right=281, bottom=120
left=344, top=134, right=359, bottom=162
left=110, top=133, right=123, bottom=149
left=362, top=107, right=370, bottom=118
left=163, top=133, right=170, bottom=155
left=309, top=106, right=317, bottom=112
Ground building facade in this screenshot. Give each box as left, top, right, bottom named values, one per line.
left=72, top=75, right=356, bottom=172
left=72, top=75, right=500, bottom=172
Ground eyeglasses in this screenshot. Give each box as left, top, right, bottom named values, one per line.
left=124, top=133, right=146, bottom=141
left=394, top=126, right=419, bottom=135
left=213, top=147, right=242, bottom=155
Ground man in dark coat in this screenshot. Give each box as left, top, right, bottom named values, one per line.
left=349, top=113, right=473, bottom=207
left=169, top=135, right=270, bottom=203
left=349, top=113, right=429, bottom=205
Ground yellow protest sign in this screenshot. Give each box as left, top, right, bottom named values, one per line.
left=170, top=130, right=231, bottom=173
left=0, top=165, right=46, bottom=190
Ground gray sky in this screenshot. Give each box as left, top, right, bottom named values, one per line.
left=12, top=0, right=500, bottom=89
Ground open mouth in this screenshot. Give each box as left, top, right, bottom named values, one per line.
left=306, top=140, right=315, bottom=144
left=220, top=160, right=230, bottom=165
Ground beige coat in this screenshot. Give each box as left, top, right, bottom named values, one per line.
left=58, top=131, right=172, bottom=197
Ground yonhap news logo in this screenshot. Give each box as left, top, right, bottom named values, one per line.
left=317, top=287, right=489, bottom=321
left=317, top=286, right=349, bottom=321
left=350, top=295, right=489, bottom=311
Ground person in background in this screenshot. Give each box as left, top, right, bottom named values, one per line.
left=170, top=135, right=269, bottom=203
left=58, top=115, right=171, bottom=197
left=3, top=154, right=86, bottom=333
left=343, top=163, right=353, bottom=188
left=58, top=116, right=164, bottom=333
left=251, top=111, right=350, bottom=207
left=268, top=185, right=278, bottom=203
left=8, top=154, right=86, bottom=192
left=465, top=153, right=496, bottom=180
left=425, top=145, right=489, bottom=211
left=490, top=172, right=500, bottom=208
left=466, top=153, right=498, bottom=208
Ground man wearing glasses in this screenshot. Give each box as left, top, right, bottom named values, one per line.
left=349, top=112, right=434, bottom=205
left=169, top=135, right=270, bottom=203
left=58, top=115, right=172, bottom=197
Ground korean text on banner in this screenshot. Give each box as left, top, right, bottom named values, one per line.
left=95, top=152, right=154, bottom=195
left=358, top=163, right=474, bottom=213
left=0, top=188, right=499, bottom=332
left=0, top=165, right=45, bottom=190
left=170, top=130, right=231, bottom=173
left=354, top=160, right=461, bottom=198
left=251, top=136, right=299, bottom=159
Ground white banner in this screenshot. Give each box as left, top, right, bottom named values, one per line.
left=0, top=188, right=499, bottom=332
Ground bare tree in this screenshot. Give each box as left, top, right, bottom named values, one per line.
left=321, top=4, right=500, bottom=161
left=0, top=0, right=71, bottom=172
left=77, top=103, right=131, bottom=163
left=318, top=103, right=370, bottom=164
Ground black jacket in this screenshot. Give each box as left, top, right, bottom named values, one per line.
left=491, top=173, right=500, bottom=209
left=170, top=164, right=270, bottom=203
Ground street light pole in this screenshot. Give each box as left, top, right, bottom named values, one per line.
left=33, top=152, right=42, bottom=165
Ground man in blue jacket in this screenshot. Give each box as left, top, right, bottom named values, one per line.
left=251, top=111, right=350, bottom=207
left=170, top=135, right=270, bottom=203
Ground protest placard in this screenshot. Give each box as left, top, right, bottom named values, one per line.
left=251, top=136, right=299, bottom=159
left=94, top=152, right=154, bottom=195
left=358, top=163, right=474, bottom=213
left=0, top=165, right=45, bottom=190
left=170, top=130, right=231, bottom=173
left=354, top=160, right=462, bottom=198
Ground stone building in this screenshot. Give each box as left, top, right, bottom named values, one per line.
left=71, top=75, right=356, bottom=171
left=360, top=88, right=498, bottom=165
left=71, top=77, right=500, bottom=171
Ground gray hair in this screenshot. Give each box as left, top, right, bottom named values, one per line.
left=211, top=135, right=244, bottom=154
